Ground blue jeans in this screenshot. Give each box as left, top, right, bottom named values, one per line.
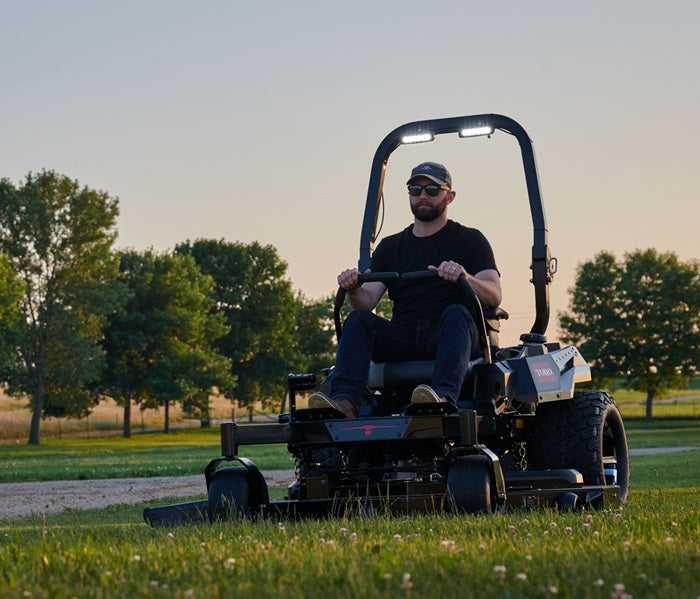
left=329, top=304, right=480, bottom=407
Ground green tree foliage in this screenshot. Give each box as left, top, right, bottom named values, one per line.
left=101, top=250, right=233, bottom=436
left=176, top=239, right=333, bottom=416
left=292, top=291, right=335, bottom=376
left=560, top=249, right=700, bottom=420
left=0, top=254, right=24, bottom=362
left=0, top=171, right=123, bottom=445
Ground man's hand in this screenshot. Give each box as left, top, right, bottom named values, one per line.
left=337, top=268, right=386, bottom=311
left=428, top=262, right=502, bottom=307
left=337, top=268, right=364, bottom=290
left=429, top=261, right=465, bottom=283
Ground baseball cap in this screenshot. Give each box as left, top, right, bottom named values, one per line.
left=406, top=162, right=452, bottom=188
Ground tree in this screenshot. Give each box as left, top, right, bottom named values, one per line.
left=292, top=292, right=335, bottom=377
left=0, top=254, right=24, bottom=365
left=176, top=240, right=310, bottom=418
left=0, top=171, right=124, bottom=444
left=559, top=249, right=700, bottom=420
left=101, top=250, right=233, bottom=436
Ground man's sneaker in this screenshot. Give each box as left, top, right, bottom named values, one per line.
left=307, top=392, right=358, bottom=418
left=411, top=384, right=448, bottom=404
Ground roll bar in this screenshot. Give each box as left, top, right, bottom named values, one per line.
left=357, top=114, right=553, bottom=336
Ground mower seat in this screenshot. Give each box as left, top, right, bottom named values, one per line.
left=367, top=358, right=483, bottom=390
left=367, top=360, right=434, bottom=389
left=365, top=306, right=508, bottom=393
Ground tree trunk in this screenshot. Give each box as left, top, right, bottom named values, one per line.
left=645, top=386, right=655, bottom=421
left=123, top=396, right=132, bottom=438
left=200, top=402, right=211, bottom=428
left=28, top=380, right=46, bottom=446
left=164, top=399, right=170, bottom=433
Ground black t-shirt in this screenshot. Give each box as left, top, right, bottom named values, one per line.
left=370, top=220, right=498, bottom=325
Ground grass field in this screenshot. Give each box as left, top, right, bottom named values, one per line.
left=1, top=488, right=698, bottom=598
left=0, top=429, right=294, bottom=482
left=1, top=417, right=698, bottom=483
left=0, top=420, right=699, bottom=597
left=1, top=391, right=698, bottom=598
left=612, top=388, right=700, bottom=420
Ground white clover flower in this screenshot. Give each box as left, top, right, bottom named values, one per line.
left=493, top=565, right=506, bottom=582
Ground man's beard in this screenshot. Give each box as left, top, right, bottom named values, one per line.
left=410, top=198, right=447, bottom=222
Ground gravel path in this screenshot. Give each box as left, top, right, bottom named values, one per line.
left=1, top=447, right=697, bottom=521
left=0, top=470, right=295, bottom=521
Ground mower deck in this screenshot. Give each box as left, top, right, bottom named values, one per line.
left=143, top=412, right=623, bottom=527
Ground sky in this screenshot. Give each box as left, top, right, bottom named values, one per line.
left=1, top=1, right=698, bottom=347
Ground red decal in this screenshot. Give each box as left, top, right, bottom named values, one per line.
left=337, top=424, right=399, bottom=437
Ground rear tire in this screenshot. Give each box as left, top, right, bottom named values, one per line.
left=446, top=455, right=495, bottom=514
left=529, top=391, right=629, bottom=504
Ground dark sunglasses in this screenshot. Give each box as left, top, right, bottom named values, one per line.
left=407, top=184, right=450, bottom=197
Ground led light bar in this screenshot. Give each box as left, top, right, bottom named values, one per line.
left=401, top=133, right=434, bottom=144
left=459, top=126, right=494, bottom=138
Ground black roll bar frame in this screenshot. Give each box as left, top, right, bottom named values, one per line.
left=357, top=114, right=552, bottom=336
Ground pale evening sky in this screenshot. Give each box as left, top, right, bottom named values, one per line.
left=2, top=1, right=698, bottom=346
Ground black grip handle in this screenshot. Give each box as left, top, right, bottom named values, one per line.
left=357, top=271, right=400, bottom=284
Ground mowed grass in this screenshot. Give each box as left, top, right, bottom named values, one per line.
left=0, top=421, right=699, bottom=598
left=612, top=387, right=699, bottom=420
left=0, top=428, right=294, bottom=482
left=1, top=487, right=698, bottom=598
